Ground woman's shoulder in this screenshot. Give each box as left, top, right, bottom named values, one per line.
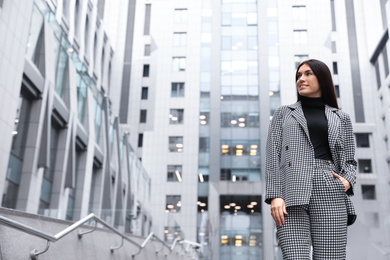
left=273, top=102, right=300, bottom=115
left=333, top=108, right=351, bottom=119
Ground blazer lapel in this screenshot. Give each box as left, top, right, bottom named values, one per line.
left=325, top=105, right=340, bottom=152
left=288, top=102, right=311, bottom=142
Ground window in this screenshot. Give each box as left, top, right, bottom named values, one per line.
left=362, top=185, right=376, bottom=200
left=101, top=49, right=105, bottom=81
left=198, top=167, right=209, bottom=182
left=171, top=82, right=185, bottom=97
left=330, top=0, right=336, bottom=31
left=93, top=34, right=98, bottom=70
left=144, top=44, right=151, bottom=56
left=292, top=5, right=306, bottom=20
left=2, top=95, right=32, bottom=209
left=173, top=33, right=187, bottom=46
left=247, top=13, right=257, bottom=25
left=63, top=0, right=69, bottom=20
left=199, top=111, right=210, bottom=125
left=382, top=46, right=389, bottom=77
left=331, top=41, right=337, bottom=53
left=174, top=9, right=188, bottom=23
left=172, top=57, right=186, bottom=71
left=333, top=62, right=338, bottom=74
left=141, top=87, right=148, bottom=100
left=197, top=197, right=208, bottom=213
left=66, top=190, right=75, bottom=220
left=39, top=122, right=63, bottom=214
left=55, top=47, right=69, bottom=99
left=358, top=159, right=372, bottom=173
left=220, top=169, right=260, bottom=182
left=375, top=61, right=381, bottom=89
left=169, top=109, right=184, bottom=124
left=293, top=30, right=307, bottom=44
left=84, top=16, right=90, bottom=58
left=138, top=133, right=143, bottom=147
left=355, top=133, right=370, bottom=147
left=169, top=136, right=183, bottom=152
left=220, top=140, right=260, bottom=157
left=143, top=65, right=150, bottom=77
left=166, top=195, right=181, bottom=212
left=294, top=55, right=308, bottom=68
left=199, top=137, right=210, bottom=153
left=221, top=112, right=260, bottom=128
left=144, top=4, right=151, bottom=35
left=140, top=110, right=147, bottom=123
left=74, top=0, right=80, bottom=37
left=334, top=85, right=340, bottom=97
left=167, top=165, right=182, bottom=182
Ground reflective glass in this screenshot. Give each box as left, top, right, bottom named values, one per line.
left=55, top=47, right=69, bottom=98
left=26, top=5, right=44, bottom=63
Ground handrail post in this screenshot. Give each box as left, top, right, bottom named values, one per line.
left=30, top=240, right=51, bottom=260
left=78, top=220, right=97, bottom=239
left=111, top=237, right=124, bottom=252
left=132, top=232, right=153, bottom=258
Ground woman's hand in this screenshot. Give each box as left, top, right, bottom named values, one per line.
left=332, top=173, right=351, bottom=192
left=271, top=198, right=288, bottom=227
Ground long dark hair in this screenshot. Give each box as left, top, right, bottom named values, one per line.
left=296, top=59, right=339, bottom=109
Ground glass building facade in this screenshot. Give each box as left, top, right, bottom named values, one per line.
left=1, top=0, right=152, bottom=237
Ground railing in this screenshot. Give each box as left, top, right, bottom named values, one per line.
left=0, top=213, right=200, bottom=259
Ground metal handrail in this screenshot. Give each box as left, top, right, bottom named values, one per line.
left=0, top=213, right=178, bottom=259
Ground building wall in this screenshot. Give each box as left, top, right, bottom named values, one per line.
left=127, top=0, right=202, bottom=242
left=0, top=0, right=35, bottom=203
left=0, top=0, right=152, bottom=239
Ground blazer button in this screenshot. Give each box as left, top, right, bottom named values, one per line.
left=285, top=146, right=289, bottom=151
left=288, top=162, right=291, bottom=167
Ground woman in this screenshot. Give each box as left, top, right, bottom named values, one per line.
left=265, top=59, right=357, bottom=259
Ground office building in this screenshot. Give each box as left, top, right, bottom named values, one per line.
left=0, top=0, right=153, bottom=238
left=0, top=0, right=390, bottom=259
left=121, top=0, right=390, bottom=259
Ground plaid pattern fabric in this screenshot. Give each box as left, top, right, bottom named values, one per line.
left=265, top=101, right=357, bottom=207
left=276, top=159, right=348, bottom=259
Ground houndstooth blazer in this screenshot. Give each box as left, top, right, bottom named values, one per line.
left=265, top=101, right=357, bottom=207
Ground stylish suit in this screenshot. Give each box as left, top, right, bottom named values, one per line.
left=265, top=101, right=357, bottom=207
left=265, top=101, right=357, bottom=259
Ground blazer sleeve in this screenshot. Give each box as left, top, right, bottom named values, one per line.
left=340, top=112, right=357, bottom=196
left=265, top=106, right=285, bottom=204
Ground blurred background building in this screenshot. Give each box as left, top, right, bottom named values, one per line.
left=0, top=0, right=389, bottom=259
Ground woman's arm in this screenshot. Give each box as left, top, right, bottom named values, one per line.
left=340, top=112, right=357, bottom=195
left=265, top=107, right=285, bottom=204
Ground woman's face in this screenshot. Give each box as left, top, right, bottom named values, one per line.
left=296, top=63, right=321, bottom=98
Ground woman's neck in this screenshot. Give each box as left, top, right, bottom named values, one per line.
left=300, top=96, right=325, bottom=107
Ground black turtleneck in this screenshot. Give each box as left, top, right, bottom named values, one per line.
left=300, top=96, right=333, bottom=161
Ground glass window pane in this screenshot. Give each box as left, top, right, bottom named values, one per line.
left=362, top=185, right=376, bottom=200
left=358, top=159, right=372, bottom=173
left=170, top=109, right=184, bottom=124
left=172, top=57, right=186, bottom=71
left=166, top=195, right=181, bottom=212
left=171, top=82, right=185, bottom=97
left=355, top=133, right=370, bottom=147
left=167, top=165, right=183, bottom=182
left=169, top=136, right=183, bottom=152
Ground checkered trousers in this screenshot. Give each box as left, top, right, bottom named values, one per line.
left=277, top=159, right=348, bottom=260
